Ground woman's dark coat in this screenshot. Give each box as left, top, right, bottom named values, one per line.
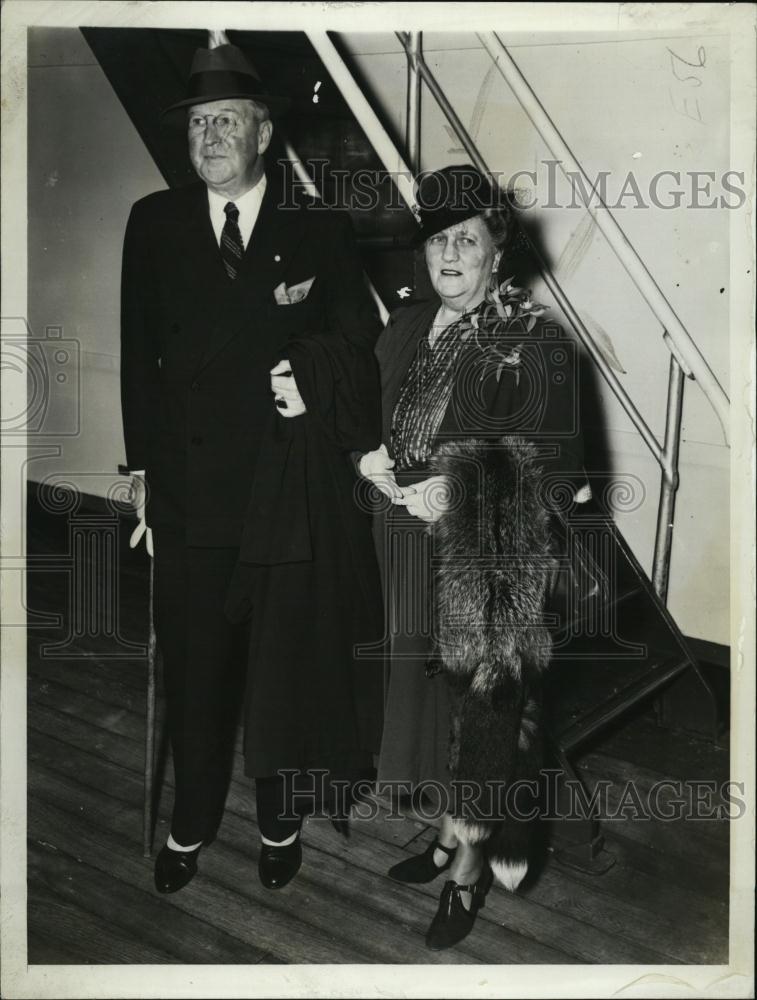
left=373, top=296, right=587, bottom=884
left=375, top=299, right=585, bottom=483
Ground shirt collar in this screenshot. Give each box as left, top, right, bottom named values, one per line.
left=207, top=174, right=267, bottom=216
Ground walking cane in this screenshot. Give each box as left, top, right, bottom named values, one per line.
left=143, top=555, right=157, bottom=858
left=123, top=463, right=158, bottom=860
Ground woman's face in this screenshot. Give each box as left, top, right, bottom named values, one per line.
left=425, top=216, right=500, bottom=313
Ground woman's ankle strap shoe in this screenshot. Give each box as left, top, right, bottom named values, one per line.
left=387, top=838, right=456, bottom=884
left=424, top=866, right=493, bottom=951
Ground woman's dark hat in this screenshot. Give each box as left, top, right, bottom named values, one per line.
left=162, top=43, right=291, bottom=120
left=412, top=165, right=510, bottom=245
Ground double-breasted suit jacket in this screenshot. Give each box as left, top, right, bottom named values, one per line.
left=120, top=174, right=382, bottom=546
left=120, top=172, right=384, bottom=835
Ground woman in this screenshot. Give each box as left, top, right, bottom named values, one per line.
left=358, top=165, right=587, bottom=950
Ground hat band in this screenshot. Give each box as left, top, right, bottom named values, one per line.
left=416, top=203, right=486, bottom=243
left=185, top=69, right=269, bottom=105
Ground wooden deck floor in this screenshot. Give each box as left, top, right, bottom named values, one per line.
left=25, top=498, right=730, bottom=966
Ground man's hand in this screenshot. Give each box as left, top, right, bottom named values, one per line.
left=128, top=473, right=153, bottom=557
left=391, top=475, right=451, bottom=523
left=270, top=359, right=306, bottom=418
left=358, top=443, right=402, bottom=500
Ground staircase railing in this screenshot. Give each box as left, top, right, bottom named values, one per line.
left=306, top=29, right=730, bottom=605
left=476, top=32, right=730, bottom=439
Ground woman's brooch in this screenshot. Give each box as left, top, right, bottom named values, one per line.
left=477, top=279, right=548, bottom=382
left=489, top=277, right=547, bottom=331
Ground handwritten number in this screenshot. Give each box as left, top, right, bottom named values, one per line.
left=667, top=44, right=706, bottom=124
left=667, top=45, right=706, bottom=86
left=668, top=88, right=704, bottom=124
left=668, top=45, right=707, bottom=69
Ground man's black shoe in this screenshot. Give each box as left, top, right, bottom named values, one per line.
left=258, top=837, right=302, bottom=890
left=154, top=843, right=201, bottom=894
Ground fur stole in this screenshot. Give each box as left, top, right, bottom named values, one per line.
left=428, top=435, right=556, bottom=891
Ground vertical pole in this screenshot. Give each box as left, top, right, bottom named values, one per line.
left=143, top=557, right=157, bottom=857
left=652, top=355, right=686, bottom=602
left=405, top=32, right=422, bottom=173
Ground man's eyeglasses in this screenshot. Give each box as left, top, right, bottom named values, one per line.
left=187, top=113, right=240, bottom=140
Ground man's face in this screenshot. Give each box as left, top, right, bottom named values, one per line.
left=187, top=98, right=272, bottom=197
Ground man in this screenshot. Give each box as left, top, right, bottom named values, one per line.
left=120, top=41, right=382, bottom=894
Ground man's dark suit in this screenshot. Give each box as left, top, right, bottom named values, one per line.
left=120, top=174, right=381, bottom=843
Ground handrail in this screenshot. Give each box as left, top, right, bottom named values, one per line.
left=397, top=31, right=667, bottom=469
left=652, top=355, right=686, bottom=601
left=310, top=30, right=682, bottom=468
left=477, top=31, right=730, bottom=443
left=396, top=30, right=697, bottom=597
left=308, top=27, right=697, bottom=600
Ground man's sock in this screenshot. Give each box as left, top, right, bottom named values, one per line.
left=167, top=833, right=203, bottom=852
left=260, top=830, right=299, bottom=847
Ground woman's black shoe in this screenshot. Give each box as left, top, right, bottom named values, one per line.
left=258, top=837, right=302, bottom=890
left=154, top=843, right=201, bottom=894
left=424, top=866, right=493, bottom=951
left=387, top=838, right=456, bottom=884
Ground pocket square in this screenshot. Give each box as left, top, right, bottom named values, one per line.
left=273, top=277, right=315, bottom=305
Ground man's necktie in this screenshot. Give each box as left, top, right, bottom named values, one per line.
left=220, top=202, right=244, bottom=279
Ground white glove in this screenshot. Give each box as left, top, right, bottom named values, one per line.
left=392, top=475, right=450, bottom=523
left=128, top=473, right=153, bottom=557
left=358, top=443, right=402, bottom=500
left=271, top=358, right=306, bottom=418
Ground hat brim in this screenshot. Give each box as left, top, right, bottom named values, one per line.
left=162, top=92, right=292, bottom=121
left=410, top=204, right=488, bottom=247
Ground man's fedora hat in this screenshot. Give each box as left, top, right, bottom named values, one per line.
left=162, top=43, right=291, bottom=119
left=412, top=164, right=511, bottom=245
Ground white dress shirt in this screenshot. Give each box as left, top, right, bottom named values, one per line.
left=207, top=174, right=267, bottom=250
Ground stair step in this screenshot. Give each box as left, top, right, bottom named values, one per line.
left=557, top=655, right=692, bottom=753
left=548, top=582, right=645, bottom=636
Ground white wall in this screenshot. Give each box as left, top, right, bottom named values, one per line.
left=27, top=27, right=165, bottom=497
left=339, top=30, right=732, bottom=644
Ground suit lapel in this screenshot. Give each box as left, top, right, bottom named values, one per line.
left=193, top=177, right=307, bottom=374
left=182, top=183, right=228, bottom=285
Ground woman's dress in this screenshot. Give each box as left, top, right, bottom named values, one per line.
left=374, top=294, right=586, bottom=796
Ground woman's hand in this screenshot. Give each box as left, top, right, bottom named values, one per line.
left=271, top=359, right=306, bottom=417
left=359, top=443, right=402, bottom=500
left=392, top=475, right=451, bottom=523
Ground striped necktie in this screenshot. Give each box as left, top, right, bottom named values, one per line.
left=220, top=202, right=244, bottom=279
